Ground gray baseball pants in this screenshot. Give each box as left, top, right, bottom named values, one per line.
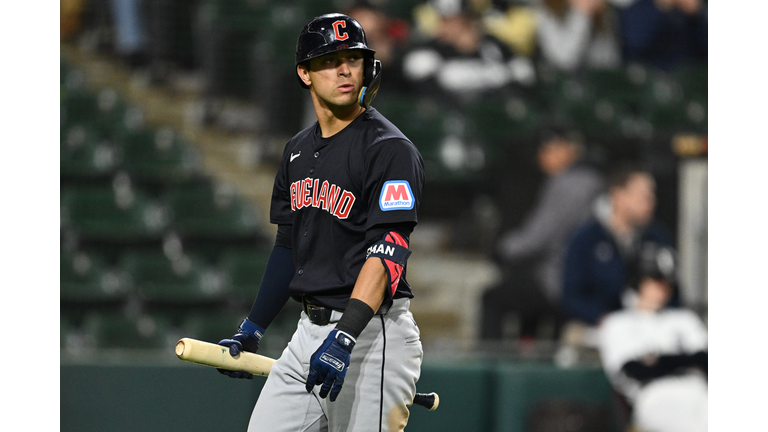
left=247, top=298, right=423, bottom=432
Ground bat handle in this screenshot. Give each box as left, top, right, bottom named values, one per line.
left=412, top=392, right=439, bottom=411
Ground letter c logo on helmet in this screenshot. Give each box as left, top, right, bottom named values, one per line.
left=332, top=20, right=349, bottom=41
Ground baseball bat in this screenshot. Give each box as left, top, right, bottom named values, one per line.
left=175, top=337, right=274, bottom=377
left=175, top=338, right=439, bottom=410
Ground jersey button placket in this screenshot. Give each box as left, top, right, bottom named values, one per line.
left=314, top=151, right=320, bottom=158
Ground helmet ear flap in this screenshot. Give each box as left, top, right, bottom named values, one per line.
left=359, top=59, right=382, bottom=109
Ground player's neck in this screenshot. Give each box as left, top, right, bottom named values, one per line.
left=313, top=101, right=365, bottom=138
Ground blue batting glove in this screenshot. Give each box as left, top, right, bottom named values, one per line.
left=306, top=330, right=356, bottom=401
left=217, top=318, right=265, bottom=379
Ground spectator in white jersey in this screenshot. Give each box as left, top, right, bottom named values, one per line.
left=598, top=242, right=707, bottom=432
left=402, top=0, right=536, bottom=102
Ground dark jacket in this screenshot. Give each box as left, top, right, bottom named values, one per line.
left=561, top=218, right=675, bottom=324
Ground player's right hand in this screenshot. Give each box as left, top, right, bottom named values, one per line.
left=217, top=318, right=265, bottom=379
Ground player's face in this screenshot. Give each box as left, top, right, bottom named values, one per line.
left=301, top=50, right=365, bottom=109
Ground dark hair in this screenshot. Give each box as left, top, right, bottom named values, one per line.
left=607, top=162, right=650, bottom=190
left=537, top=119, right=584, bottom=147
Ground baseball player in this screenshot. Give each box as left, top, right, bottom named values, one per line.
left=217, top=13, right=426, bottom=432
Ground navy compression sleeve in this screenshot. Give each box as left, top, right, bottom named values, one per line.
left=246, top=245, right=294, bottom=329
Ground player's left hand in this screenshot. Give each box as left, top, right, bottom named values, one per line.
left=306, top=330, right=356, bottom=401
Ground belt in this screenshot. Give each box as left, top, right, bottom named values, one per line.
left=302, top=298, right=344, bottom=326
left=302, top=297, right=394, bottom=326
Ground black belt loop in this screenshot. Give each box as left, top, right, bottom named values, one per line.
left=302, top=297, right=335, bottom=326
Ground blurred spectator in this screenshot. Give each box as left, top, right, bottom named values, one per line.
left=599, top=243, right=707, bottom=432
left=346, top=1, right=412, bottom=93
left=480, top=126, right=605, bottom=341
left=610, top=0, right=707, bottom=70
left=482, top=2, right=538, bottom=58
left=108, top=0, right=149, bottom=67
left=61, top=0, right=88, bottom=41
left=534, top=0, right=622, bottom=72
left=402, top=0, right=536, bottom=102
left=560, top=163, right=676, bottom=330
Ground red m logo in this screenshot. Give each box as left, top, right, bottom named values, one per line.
left=332, top=20, right=349, bottom=41
left=385, top=184, right=409, bottom=202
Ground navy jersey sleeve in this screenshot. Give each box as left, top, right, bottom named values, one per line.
left=363, top=138, right=425, bottom=230
left=270, top=143, right=294, bottom=226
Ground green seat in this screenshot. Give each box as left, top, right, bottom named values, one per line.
left=383, top=0, right=417, bottom=20
left=374, top=95, right=479, bottom=183
left=181, top=311, right=241, bottom=345
left=195, top=0, right=268, bottom=98
left=673, top=65, right=707, bottom=101
left=465, top=95, right=544, bottom=148
left=218, top=247, right=271, bottom=301
left=60, top=60, right=71, bottom=85
left=373, top=95, right=445, bottom=148
left=61, top=313, right=76, bottom=348
left=163, top=182, right=261, bottom=240
left=81, top=310, right=175, bottom=349
left=61, top=88, right=136, bottom=140
left=60, top=249, right=127, bottom=303
left=119, top=250, right=226, bottom=305
left=61, top=89, right=99, bottom=128
left=583, top=66, right=651, bottom=110
left=60, top=124, right=122, bottom=179
left=118, top=127, right=202, bottom=183
left=642, top=97, right=707, bottom=134
left=552, top=91, right=633, bottom=140
left=541, top=70, right=643, bottom=140
left=637, top=72, right=707, bottom=134
left=60, top=185, right=169, bottom=241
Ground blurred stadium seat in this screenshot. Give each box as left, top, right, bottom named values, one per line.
left=80, top=310, right=176, bottom=350
left=639, top=69, right=707, bottom=135
left=60, top=124, right=122, bottom=180
left=61, top=248, right=128, bottom=303
left=217, top=247, right=271, bottom=302
left=180, top=311, right=242, bottom=345
left=61, top=87, right=141, bottom=141
left=61, top=183, right=169, bottom=241
left=118, top=127, right=203, bottom=183
left=162, top=181, right=261, bottom=240
left=118, top=249, right=226, bottom=306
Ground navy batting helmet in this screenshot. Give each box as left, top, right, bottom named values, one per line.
left=295, top=13, right=382, bottom=108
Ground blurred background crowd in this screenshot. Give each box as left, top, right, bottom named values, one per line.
left=60, top=0, right=708, bottom=430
